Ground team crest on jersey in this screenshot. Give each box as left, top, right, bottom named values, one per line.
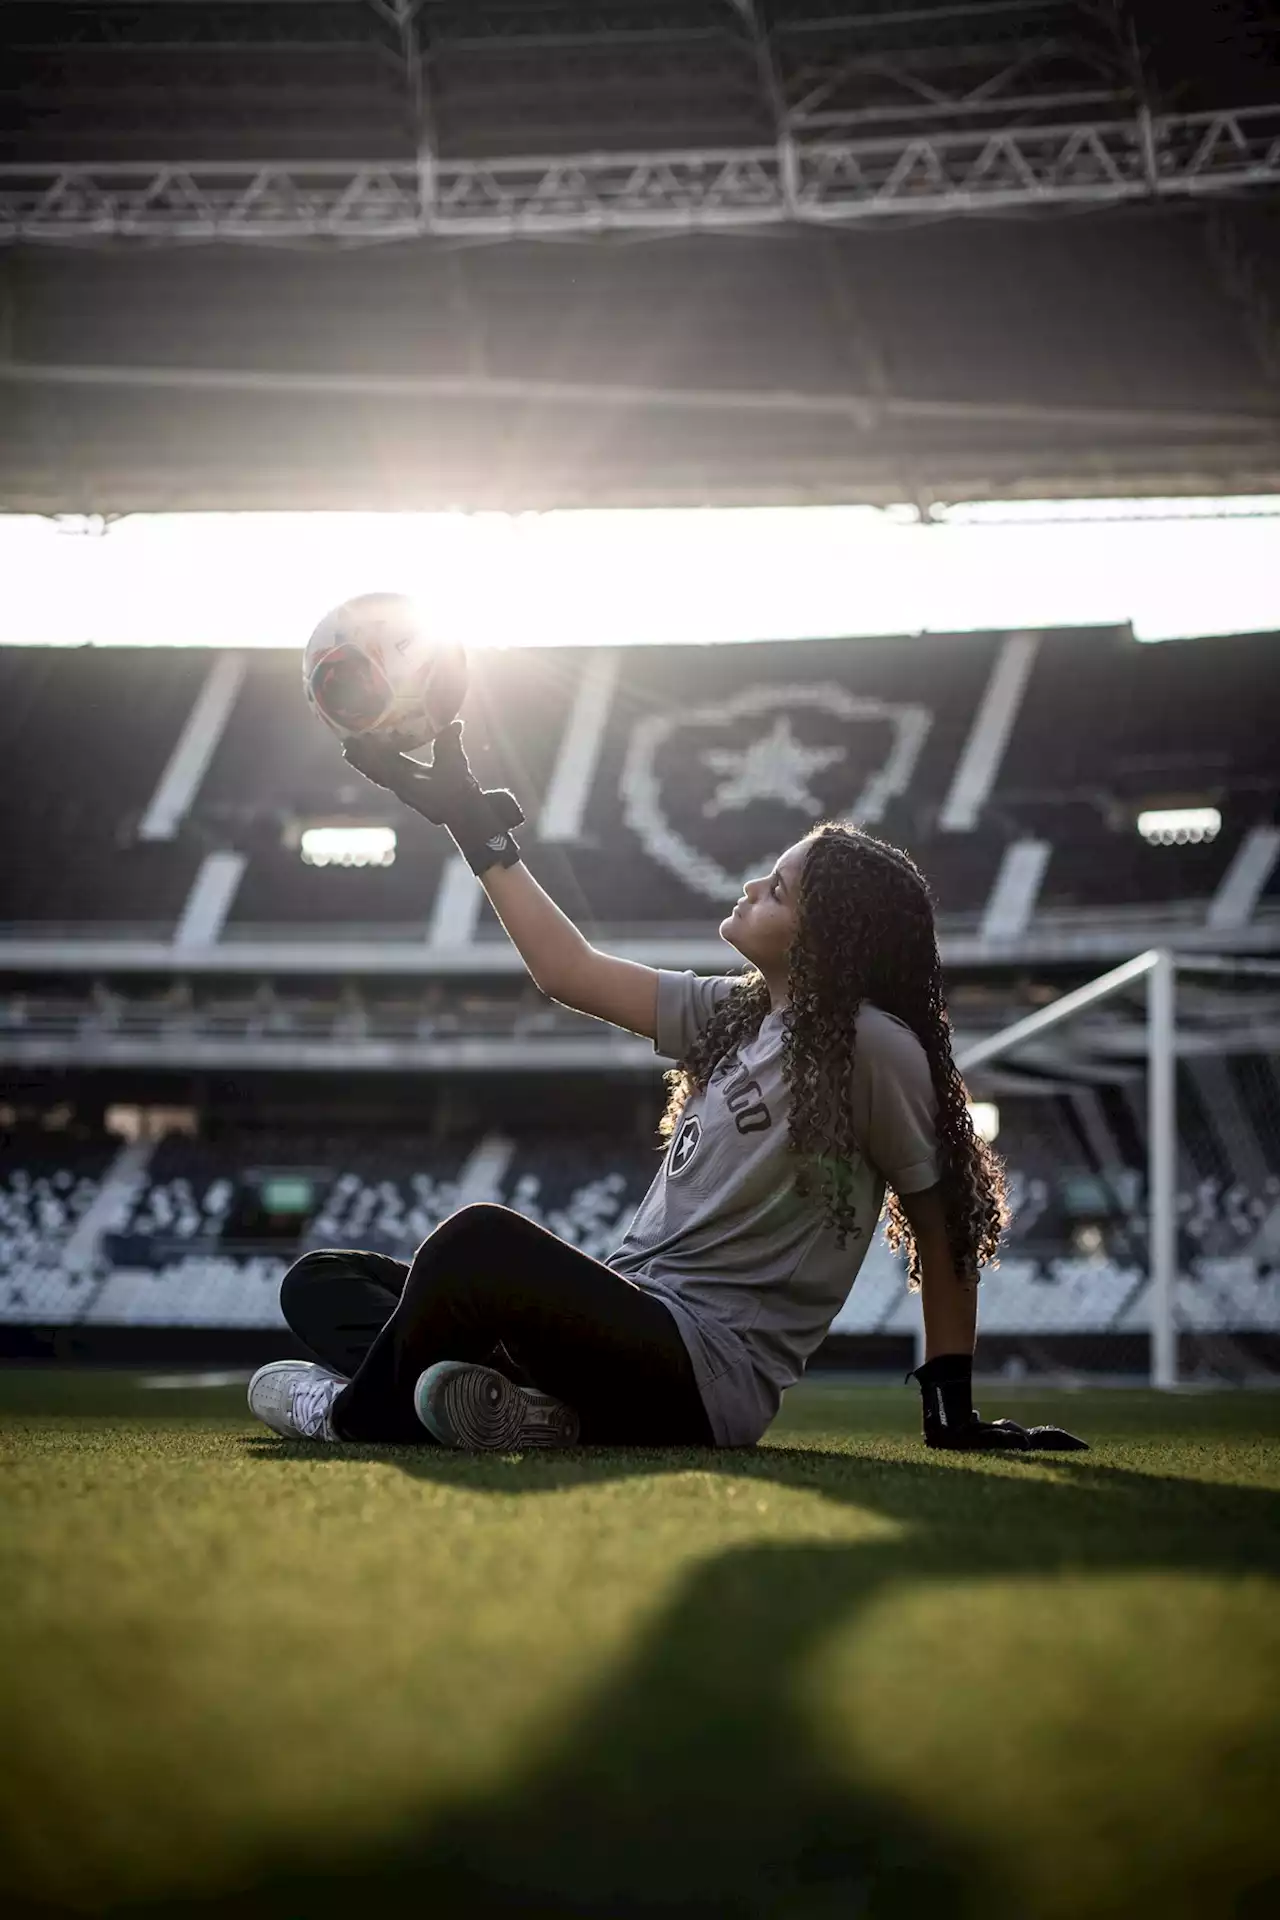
left=668, top=1114, right=703, bottom=1177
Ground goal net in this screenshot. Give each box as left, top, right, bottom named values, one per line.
left=956, top=952, right=1280, bottom=1388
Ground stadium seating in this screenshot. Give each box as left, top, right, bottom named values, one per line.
left=86, top=1255, right=290, bottom=1330
left=511, top=629, right=1008, bottom=933
left=989, top=627, right=1278, bottom=913
left=0, top=627, right=1274, bottom=937
left=0, top=647, right=211, bottom=928
left=3, top=1120, right=1276, bottom=1339
left=0, top=1143, right=113, bottom=1322
left=197, top=645, right=580, bottom=930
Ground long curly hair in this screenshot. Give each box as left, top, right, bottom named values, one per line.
left=658, top=823, right=1008, bottom=1287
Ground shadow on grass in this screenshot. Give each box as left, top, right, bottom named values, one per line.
left=90, top=1436, right=1277, bottom=1920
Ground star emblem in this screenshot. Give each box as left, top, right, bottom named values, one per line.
left=669, top=1115, right=702, bottom=1175
left=700, top=716, right=845, bottom=819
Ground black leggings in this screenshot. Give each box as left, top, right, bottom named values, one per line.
left=279, top=1202, right=716, bottom=1447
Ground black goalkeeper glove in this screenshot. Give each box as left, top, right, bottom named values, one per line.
left=909, top=1353, right=1089, bottom=1453
left=341, top=720, right=524, bottom=879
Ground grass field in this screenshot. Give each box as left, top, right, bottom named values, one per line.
left=2, top=1369, right=1278, bottom=1919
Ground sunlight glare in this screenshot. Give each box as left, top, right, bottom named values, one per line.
left=0, top=502, right=1277, bottom=651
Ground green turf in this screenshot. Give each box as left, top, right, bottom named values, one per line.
left=2, top=1370, right=1278, bottom=1919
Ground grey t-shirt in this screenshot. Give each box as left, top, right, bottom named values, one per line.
left=607, top=969, right=940, bottom=1446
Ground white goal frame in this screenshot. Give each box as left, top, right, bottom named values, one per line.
left=957, top=949, right=1280, bottom=1389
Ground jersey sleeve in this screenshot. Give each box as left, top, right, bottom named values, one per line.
left=849, top=1007, right=940, bottom=1194
left=653, top=969, right=738, bottom=1061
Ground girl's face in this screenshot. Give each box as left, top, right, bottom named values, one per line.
left=718, top=837, right=811, bottom=978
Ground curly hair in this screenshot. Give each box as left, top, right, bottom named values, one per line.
left=658, top=823, right=1008, bottom=1288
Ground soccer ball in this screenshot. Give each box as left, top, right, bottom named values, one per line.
left=303, top=592, right=468, bottom=751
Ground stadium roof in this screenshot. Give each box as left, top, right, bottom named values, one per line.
left=1, top=2, right=1278, bottom=512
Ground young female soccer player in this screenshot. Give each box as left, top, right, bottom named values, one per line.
left=248, top=722, right=1086, bottom=1454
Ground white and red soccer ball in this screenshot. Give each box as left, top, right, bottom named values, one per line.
left=303, top=592, right=467, bottom=751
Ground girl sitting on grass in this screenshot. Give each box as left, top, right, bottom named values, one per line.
left=248, top=722, right=1085, bottom=1455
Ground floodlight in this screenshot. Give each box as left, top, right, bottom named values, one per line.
left=299, top=827, right=396, bottom=867
left=1136, top=808, right=1221, bottom=846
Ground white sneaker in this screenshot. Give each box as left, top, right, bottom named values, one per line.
left=414, top=1361, right=579, bottom=1450
left=248, top=1360, right=346, bottom=1441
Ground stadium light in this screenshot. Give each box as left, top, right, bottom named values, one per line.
left=299, top=827, right=396, bottom=868
left=1136, top=807, right=1221, bottom=847
left=967, top=1100, right=1000, bottom=1143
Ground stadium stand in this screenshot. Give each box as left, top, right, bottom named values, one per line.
left=0, top=1141, right=116, bottom=1324
left=988, top=627, right=1279, bottom=914
left=0, top=627, right=1276, bottom=1365
left=537, top=628, right=1007, bottom=931
left=3, top=1061, right=1277, bottom=1351
left=0, top=647, right=210, bottom=929
left=0, top=626, right=1274, bottom=942
left=196, top=644, right=579, bottom=931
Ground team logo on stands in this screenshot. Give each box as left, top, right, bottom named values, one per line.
left=668, top=1115, right=703, bottom=1177
left=619, top=683, right=931, bottom=901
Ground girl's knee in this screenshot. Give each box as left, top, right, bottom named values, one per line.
left=404, top=1210, right=511, bottom=1303
left=415, top=1202, right=510, bottom=1259
left=278, top=1249, right=345, bottom=1329
left=443, top=1201, right=509, bottom=1233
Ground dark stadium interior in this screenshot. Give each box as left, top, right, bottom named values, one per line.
left=2, top=2, right=1273, bottom=159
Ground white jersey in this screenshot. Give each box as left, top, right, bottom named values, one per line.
left=607, top=969, right=940, bottom=1445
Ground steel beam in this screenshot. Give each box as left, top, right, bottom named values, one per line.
left=3, top=357, right=1275, bottom=439
left=2, top=104, right=1277, bottom=242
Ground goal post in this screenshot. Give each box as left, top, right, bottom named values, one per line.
left=957, top=949, right=1280, bottom=1389
left=1148, top=950, right=1177, bottom=1389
